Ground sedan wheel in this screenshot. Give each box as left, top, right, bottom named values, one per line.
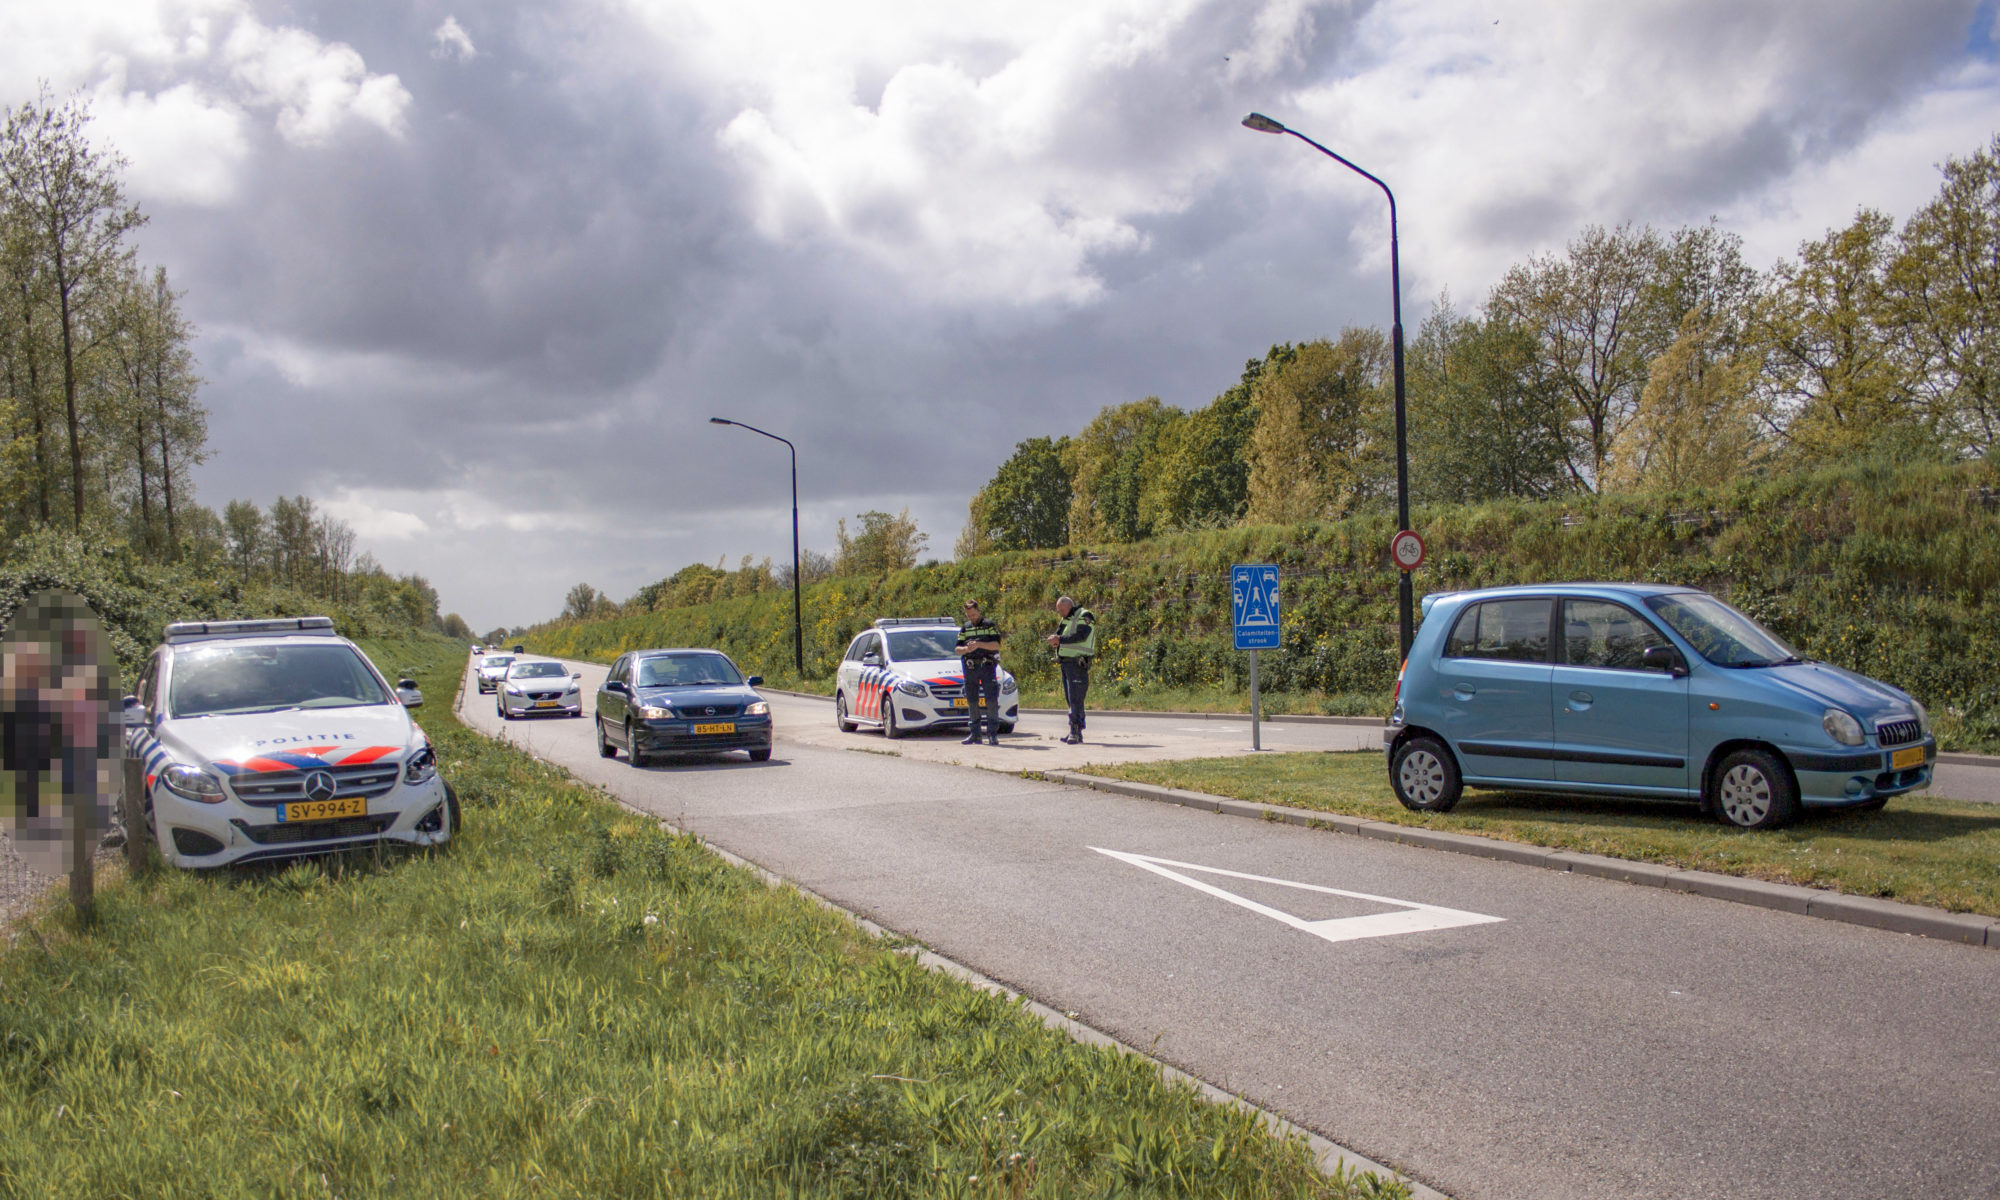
left=626, top=721, right=647, bottom=768
left=1391, top=736, right=1462, bottom=813
left=1712, top=749, right=1798, bottom=829
left=597, top=716, right=617, bottom=758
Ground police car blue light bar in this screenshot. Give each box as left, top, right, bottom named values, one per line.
left=873, top=616, right=959, bottom=628
left=163, top=616, right=338, bottom=643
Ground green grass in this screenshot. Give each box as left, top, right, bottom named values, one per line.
left=1079, top=752, right=2000, bottom=918
left=0, top=640, right=1412, bottom=1198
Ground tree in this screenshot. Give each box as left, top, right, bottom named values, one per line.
left=440, top=612, right=474, bottom=640
left=221, top=499, right=267, bottom=581
left=1753, top=210, right=1924, bottom=462
left=1062, top=398, right=1182, bottom=543
left=1882, top=134, right=2000, bottom=456
left=0, top=88, right=146, bottom=525
left=960, top=435, right=1071, bottom=555
left=1407, top=299, right=1572, bottom=504
left=835, top=509, right=927, bottom=575
left=563, top=583, right=602, bottom=621
left=1491, top=223, right=1663, bottom=490
left=1609, top=309, right=1762, bottom=490
left=1141, top=346, right=1290, bottom=532
left=1244, top=329, right=1391, bottom=523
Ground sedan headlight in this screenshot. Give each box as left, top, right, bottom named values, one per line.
left=897, top=680, right=928, bottom=697
left=404, top=744, right=438, bottom=785
left=1913, top=701, right=1930, bottom=737
left=160, top=763, right=226, bottom=804
left=1000, top=676, right=1017, bottom=694
left=639, top=704, right=674, bottom=719
left=505, top=683, right=525, bottom=695
left=1822, top=708, right=1865, bottom=747
left=745, top=701, right=770, bottom=716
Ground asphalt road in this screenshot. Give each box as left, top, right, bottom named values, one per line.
left=463, top=659, right=2000, bottom=1200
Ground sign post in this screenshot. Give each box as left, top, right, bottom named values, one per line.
left=1231, top=564, right=1282, bottom=751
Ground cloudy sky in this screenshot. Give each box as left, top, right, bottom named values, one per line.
left=5, top=1, right=1997, bottom=631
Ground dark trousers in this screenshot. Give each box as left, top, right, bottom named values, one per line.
left=1060, top=657, right=1091, bottom=733
left=963, top=658, right=1000, bottom=736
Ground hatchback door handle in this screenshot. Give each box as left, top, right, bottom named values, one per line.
left=1452, top=686, right=1475, bottom=701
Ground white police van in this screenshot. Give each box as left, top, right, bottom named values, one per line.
left=834, top=617, right=1019, bottom=738
left=125, top=617, right=457, bottom=868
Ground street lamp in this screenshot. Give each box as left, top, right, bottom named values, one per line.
left=709, top=417, right=804, bottom=676
left=1241, top=112, right=1415, bottom=659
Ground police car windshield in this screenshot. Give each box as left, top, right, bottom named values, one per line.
left=886, top=630, right=959, bottom=661
left=508, top=661, right=569, bottom=679
left=170, top=644, right=392, bottom=717
left=637, top=653, right=742, bottom=688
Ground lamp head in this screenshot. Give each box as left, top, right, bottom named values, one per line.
left=1241, top=112, right=1287, bottom=135
left=708, top=417, right=732, bottom=425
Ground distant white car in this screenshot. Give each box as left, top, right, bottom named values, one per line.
left=497, top=659, right=583, bottom=719
left=124, top=616, right=456, bottom=869
left=475, top=653, right=516, bottom=693
left=834, top=618, right=1018, bottom=738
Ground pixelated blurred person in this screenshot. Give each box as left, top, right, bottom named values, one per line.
left=1, top=590, right=120, bottom=878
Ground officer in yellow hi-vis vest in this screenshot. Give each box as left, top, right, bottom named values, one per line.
left=1045, top=595, right=1096, bottom=744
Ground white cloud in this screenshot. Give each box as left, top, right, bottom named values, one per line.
left=222, top=15, right=410, bottom=143
left=320, top=491, right=431, bottom=541
left=431, top=16, right=478, bottom=63
left=88, top=81, right=247, bottom=205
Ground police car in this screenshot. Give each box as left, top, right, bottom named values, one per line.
left=834, top=617, right=1019, bottom=738
left=124, top=617, right=458, bottom=868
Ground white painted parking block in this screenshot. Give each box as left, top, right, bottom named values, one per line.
left=1092, top=848, right=1506, bottom=944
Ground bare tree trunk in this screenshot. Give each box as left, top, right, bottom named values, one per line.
left=15, top=279, right=48, bottom=522
left=134, top=413, right=152, bottom=544
left=54, top=240, right=84, bottom=527
left=155, top=346, right=177, bottom=552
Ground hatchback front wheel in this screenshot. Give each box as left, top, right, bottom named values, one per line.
left=1711, top=749, right=1798, bottom=830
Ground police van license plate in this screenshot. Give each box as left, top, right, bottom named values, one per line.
left=1891, top=746, right=1925, bottom=770
left=692, top=722, right=735, bottom=735
left=279, top=796, right=366, bottom=823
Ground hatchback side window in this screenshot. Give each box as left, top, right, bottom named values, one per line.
left=1446, top=599, right=1550, bottom=663
left=1561, top=600, right=1663, bottom=670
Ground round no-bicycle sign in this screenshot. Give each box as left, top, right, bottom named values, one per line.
left=1390, top=529, right=1425, bottom=572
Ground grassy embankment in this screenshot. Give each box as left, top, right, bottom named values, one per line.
left=527, top=458, right=2000, bottom=752
left=1079, top=752, right=2000, bottom=918
left=0, top=639, right=1409, bottom=1198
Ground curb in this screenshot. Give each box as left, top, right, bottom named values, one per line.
left=767, top=687, right=1387, bottom=729
left=1040, top=770, right=2000, bottom=951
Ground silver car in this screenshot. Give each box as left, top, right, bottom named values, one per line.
left=497, top=658, right=583, bottom=719
left=475, top=653, right=516, bottom=693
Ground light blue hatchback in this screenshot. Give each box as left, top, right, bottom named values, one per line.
left=1384, top=584, right=1935, bottom=828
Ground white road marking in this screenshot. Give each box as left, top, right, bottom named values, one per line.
left=1091, top=848, right=1506, bottom=944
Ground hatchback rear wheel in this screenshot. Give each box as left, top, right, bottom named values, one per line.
left=1391, top=736, right=1462, bottom=813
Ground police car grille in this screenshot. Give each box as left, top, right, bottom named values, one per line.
left=1875, top=719, right=1922, bottom=747
left=231, top=763, right=402, bottom=805
left=927, top=686, right=964, bottom=700
left=233, top=815, right=396, bottom=845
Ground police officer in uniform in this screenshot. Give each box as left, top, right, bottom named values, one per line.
left=1045, top=595, right=1096, bottom=744
left=954, top=599, right=1004, bottom=746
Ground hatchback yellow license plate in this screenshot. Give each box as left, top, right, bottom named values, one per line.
left=1891, top=745, right=1924, bottom=770
left=692, top=722, right=735, bottom=735
left=279, top=796, right=366, bottom=823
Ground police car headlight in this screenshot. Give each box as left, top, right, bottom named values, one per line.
left=161, top=764, right=226, bottom=804
left=404, top=744, right=439, bottom=785
left=745, top=701, right=770, bottom=716
left=640, top=704, right=674, bottom=719
left=1822, top=708, right=1865, bottom=746
left=897, top=681, right=928, bottom=697
left=1000, top=676, right=1017, bottom=694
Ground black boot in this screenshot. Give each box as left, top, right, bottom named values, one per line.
left=961, top=729, right=982, bottom=744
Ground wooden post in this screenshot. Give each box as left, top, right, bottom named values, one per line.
left=123, top=757, right=146, bottom=874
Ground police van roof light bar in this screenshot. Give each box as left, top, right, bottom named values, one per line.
left=164, top=616, right=338, bottom=643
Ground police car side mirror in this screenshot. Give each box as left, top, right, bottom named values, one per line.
left=746, top=675, right=764, bottom=687
left=122, top=695, right=144, bottom=726
left=862, top=653, right=882, bottom=666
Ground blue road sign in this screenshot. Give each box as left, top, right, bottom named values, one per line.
left=1232, top=564, right=1281, bottom=651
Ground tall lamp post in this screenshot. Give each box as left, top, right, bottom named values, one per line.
left=708, top=417, right=804, bottom=676
left=1241, top=112, right=1415, bottom=659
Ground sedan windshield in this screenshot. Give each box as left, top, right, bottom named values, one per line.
left=637, top=653, right=743, bottom=688
left=1644, top=593, right=1800, bottom=668
left=886, top=630, right=959, bottom=661
left=508, top=661, right=570, bottom=679
left=480, top=656, right=515, bottom=669
left=170, top=644, right=391, bottom=717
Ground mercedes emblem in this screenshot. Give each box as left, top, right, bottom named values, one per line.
left=303, top=770, right=337, bottom=803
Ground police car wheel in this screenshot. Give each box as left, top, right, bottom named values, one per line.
left=997, top=722, right=1015, bottom=735
left=835, top=691, right=857, bottom=733
left=883, top=704, right=904, bottom=740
